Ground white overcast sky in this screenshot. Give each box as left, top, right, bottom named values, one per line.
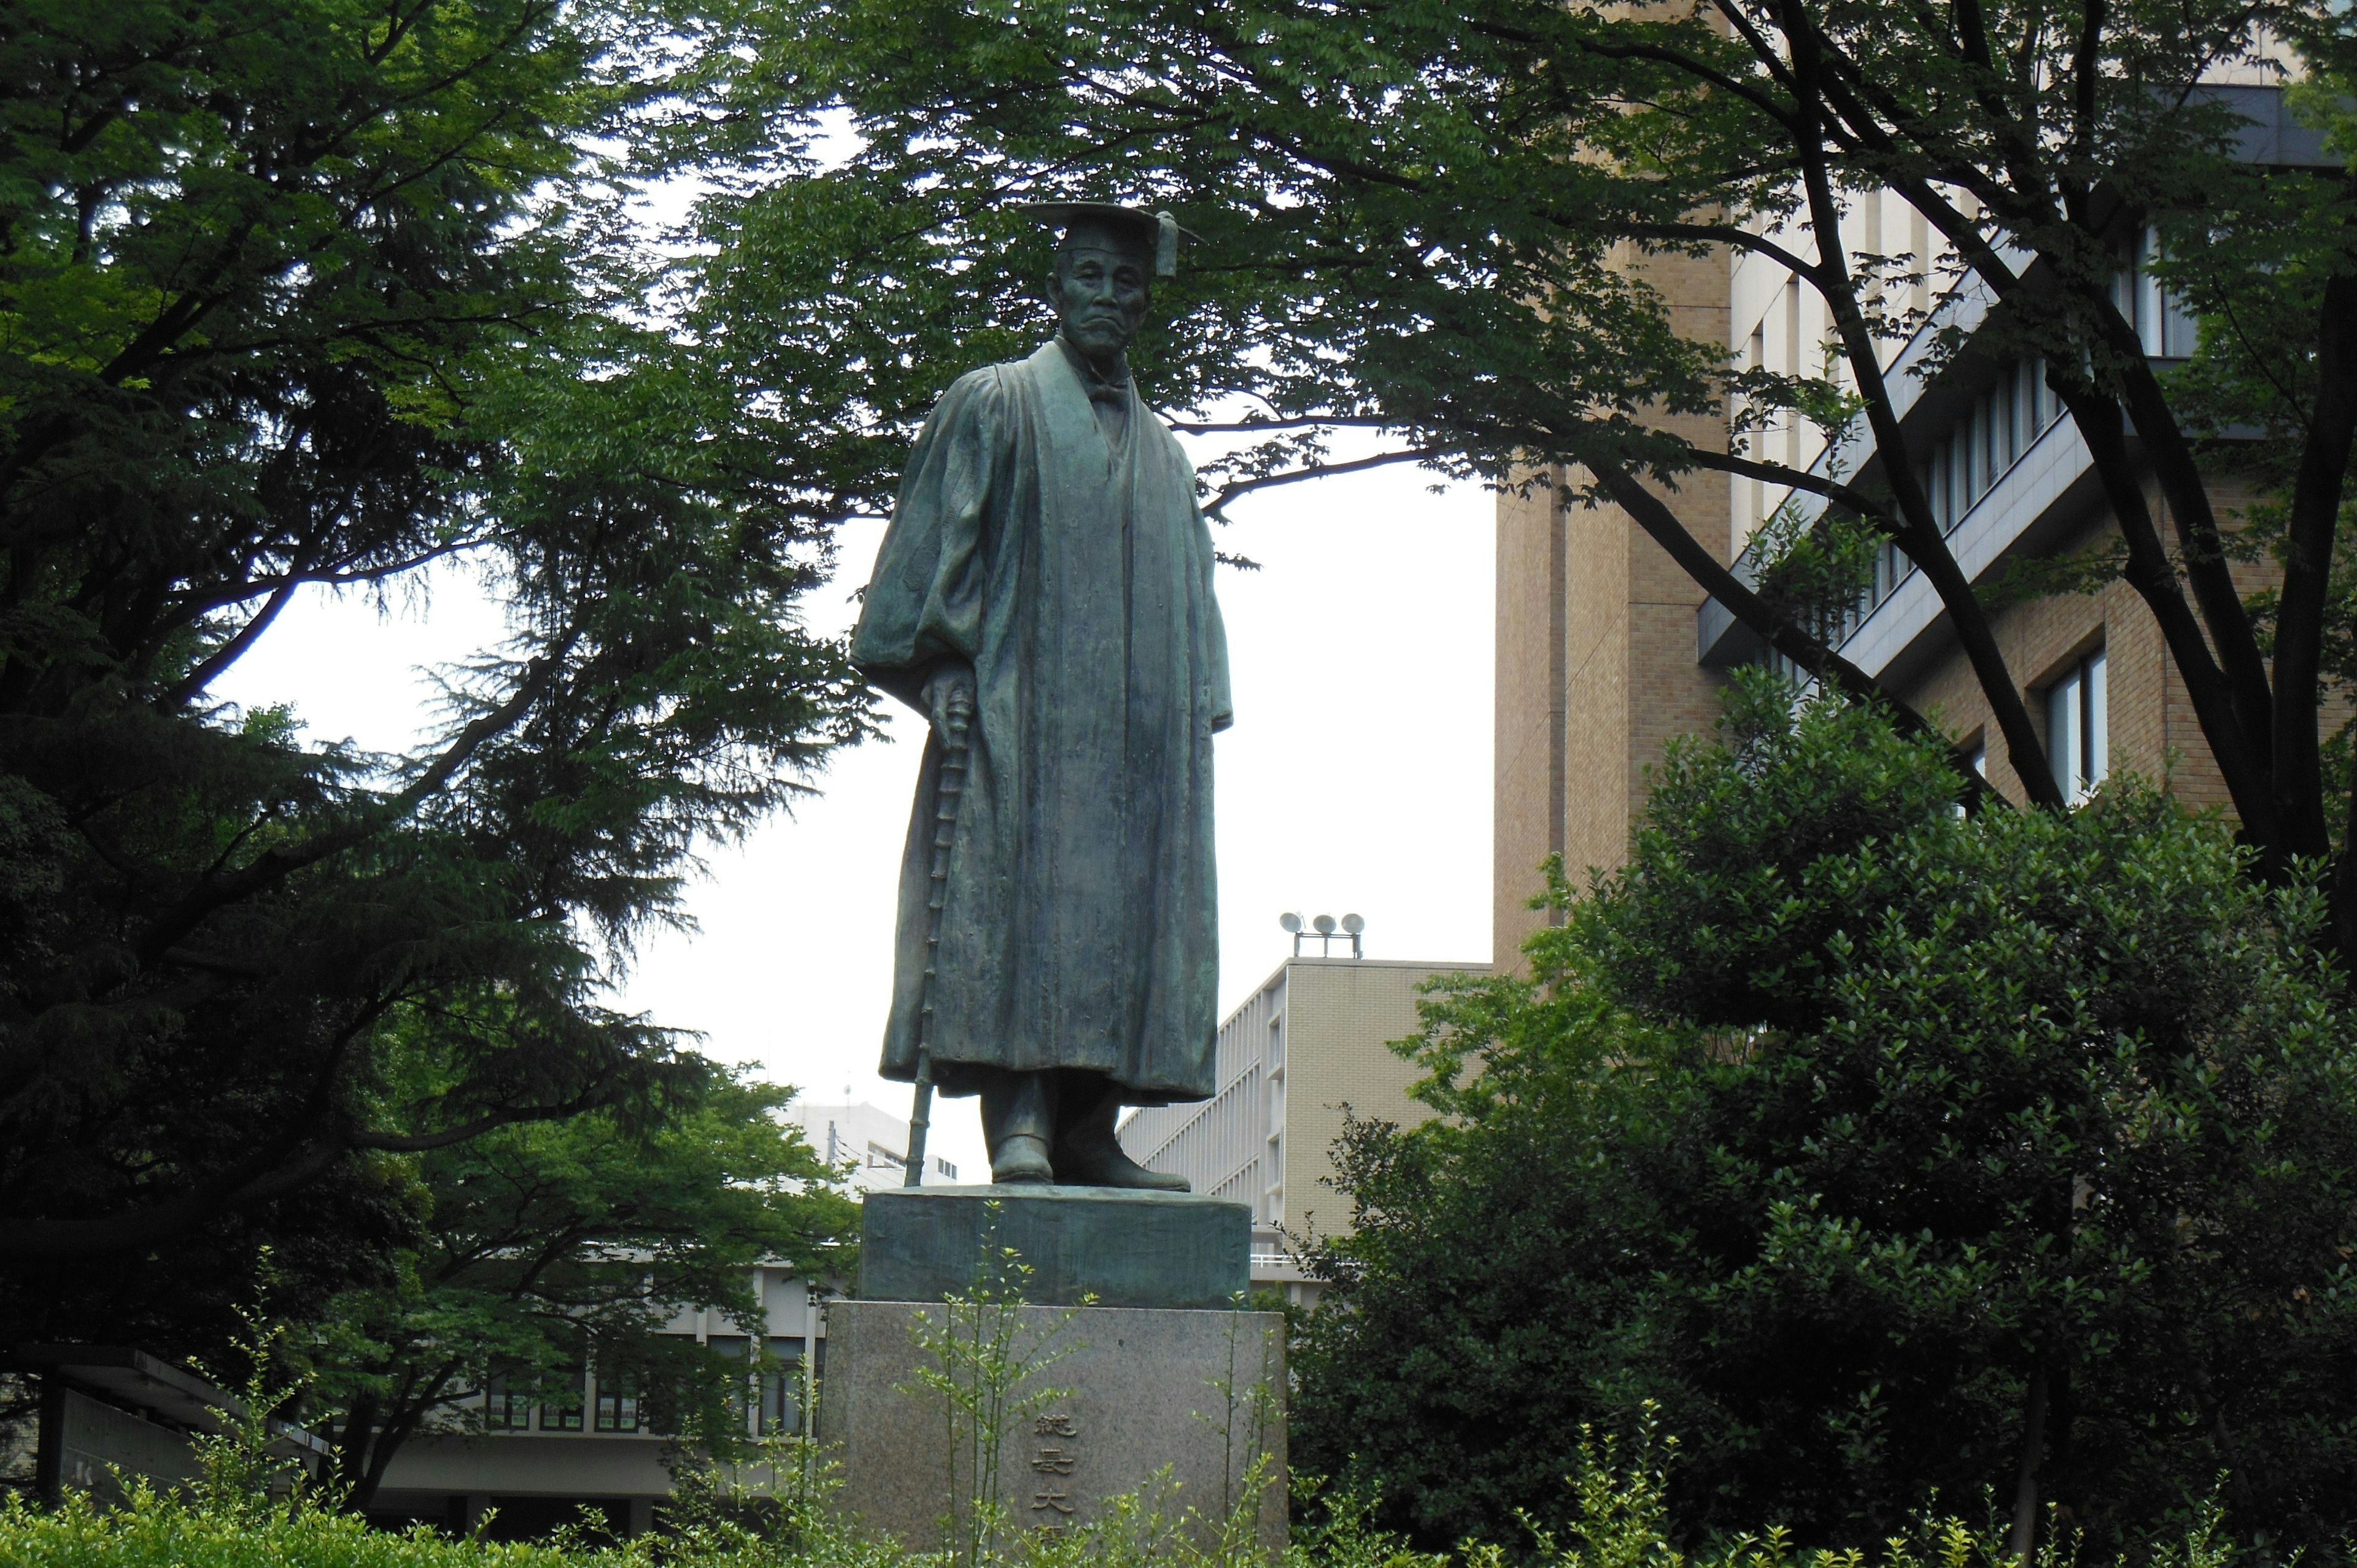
left=216, top=426, right=1495, bottom=1180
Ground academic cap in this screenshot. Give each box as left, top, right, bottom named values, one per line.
left=1015, top=201, right=1196, bottom=279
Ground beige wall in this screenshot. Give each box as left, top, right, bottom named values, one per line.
left=1275, top=958, right=1488, bottom=1246
left=1502, top=452, right=2297, bottom=941
left=1493, top=471, right=1566, bottom=970
left=1492, top=244, right=1732, bottom=973
left=1884, top=487, right=2279, bottom=813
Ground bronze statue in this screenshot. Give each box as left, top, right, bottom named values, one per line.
left=851, top=204, right=1229, bottom=1189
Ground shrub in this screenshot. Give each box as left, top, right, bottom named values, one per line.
left=1295, top=679, right=2357, bottom=1556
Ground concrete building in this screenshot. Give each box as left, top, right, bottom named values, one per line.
left=784, top=1099, right=959, bottom=1191
left=1117, top=954, right=1489, bottom=1305
left=1494, top=82, right=2329, bottom=969
left=3, top=1345, right=328, bottom=1505
left=363, top=1101, right=951, bottom=1535
left=366, top=1262, right=827, bottom=1539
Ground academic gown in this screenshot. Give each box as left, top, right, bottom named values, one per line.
left=851, top=339, right=1233, bottom=1106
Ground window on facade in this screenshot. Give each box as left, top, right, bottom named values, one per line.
left=2046, top=646, right=2110, bottom=804
left=1967, top=395, right=1987, bottom=496
left=1873, top=538, right=1906, bottom=602
left=759, top=1338, right=812, bottom=1436
left=1915, top=355, right=2068, bottom=549
left=483, top=1373, right=530, bottom=1432
left=1747, top=323, right=1768, bottom=532
left=594, top=1373, right=641, bottom=1433
left=710, top=1334, right=755, bottom=1431
left=1784, top=277, right=1804, bottom=468
left=2134, top=229, right=2199, bottom=358
left=1953, top=738, right=1989, bottom=818
left=539, top=1367, right=586, bottom=1431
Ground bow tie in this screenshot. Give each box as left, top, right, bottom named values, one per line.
left=1086, top=380, right=1129, bottom=408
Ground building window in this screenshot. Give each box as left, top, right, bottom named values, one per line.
left=483, top=1373, right=530, bottom=1432
left=1747, top=322, right=1768, bottom=533
left=594, top=1374, right=641, bottom=1434
left=759, top=1338, right=816, bottom=1436
left=2047, top=646, right=2109, bottom=804
left=1954, top=737, right=1988, bottom=817
left=538, top=1367, right=586, bottom=1432
left=2134, top=228, right=2199, bottom=358
left=1784, top=277, right=1804, bottom=468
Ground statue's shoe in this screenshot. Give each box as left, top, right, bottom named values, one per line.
left=1052, top=1142, right=1191, bottom=1192
left=989, top=1133, right=1055, bottom=1184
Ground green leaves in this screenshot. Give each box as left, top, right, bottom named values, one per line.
left=0, top=0, right=876, bottom=1373
left=310, top=1061, right=857, bottom=1501
left=1298, top=687, right=2357, bottom=1553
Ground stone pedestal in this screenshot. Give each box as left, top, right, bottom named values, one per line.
left=822, top=1186, right=1285, bottom=1551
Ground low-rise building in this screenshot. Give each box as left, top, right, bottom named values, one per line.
left=784, top=1099, right=959, bottom=1192
left=1117, top=954, right=1488, bottom=1307
left=365, top=1262, right=829, bottom=1539
left=366, top=1100, right=952, bottom=1536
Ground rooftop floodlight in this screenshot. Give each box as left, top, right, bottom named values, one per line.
left=1285, top=908, right=1365, bottom=958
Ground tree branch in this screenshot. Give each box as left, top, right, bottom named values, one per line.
left=130, top=631, right=578, bottom=967
left=2058, top=384, right=2282, bottom=846
left=1587, top=461, right=1989, bottom=802
left=1204, top=447, right=1445, bottom=517
left=1780, top=2, right=2065, bottom=807
left=1622, top=221, right=1824, bottom=282
left=2269, top=265, right=2357, bottom=859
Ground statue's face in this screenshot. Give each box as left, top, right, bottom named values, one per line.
left=1048, top=232, right=1151, bottom=362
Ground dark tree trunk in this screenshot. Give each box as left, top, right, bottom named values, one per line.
left=2010, top=1363, right=2053, bottom=1566
left=331, top=1389, right=382, bottom=1509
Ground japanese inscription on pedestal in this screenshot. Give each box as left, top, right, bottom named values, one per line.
left=1029, top=1410, right=1083, bottom=1529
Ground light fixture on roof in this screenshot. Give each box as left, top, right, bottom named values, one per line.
left=1279, top=911, right=1365, bottom=959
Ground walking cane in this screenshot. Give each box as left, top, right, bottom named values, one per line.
left=903, top=685, right=972, bottom=1188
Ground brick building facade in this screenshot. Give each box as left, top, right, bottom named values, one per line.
left=1493, top=99, right=2323, bottom=971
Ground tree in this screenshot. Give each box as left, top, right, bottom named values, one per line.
left=750, top=0, right=2357, bottom=935
left=1292, top=683, right=2357, bottom=1557
left=0, top=0, right=880, bottom=1351
left=308, top=1061, right=857, bottom=1512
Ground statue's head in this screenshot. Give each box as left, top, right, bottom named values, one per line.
left=1020, top=204, right=1189, bottom=368
left=1047, top=212, right=1154, bottom=364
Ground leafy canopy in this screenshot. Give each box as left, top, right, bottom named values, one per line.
left=1296, top=681, right=2357, bottom=1554
left=308, top=1063, right=859, bottom=1511
left=0, top=0, right=886, bottom=1353
left=749, top=0, right=2357, bottom=942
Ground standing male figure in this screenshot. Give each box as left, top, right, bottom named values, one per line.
left=851, top=204, right=1230, bottom=1188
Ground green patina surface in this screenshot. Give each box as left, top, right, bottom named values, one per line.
left=857, top=1185, right=1251, bottom=1308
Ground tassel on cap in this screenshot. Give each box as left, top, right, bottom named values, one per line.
left=1013, top=201, right=1198, bottom=278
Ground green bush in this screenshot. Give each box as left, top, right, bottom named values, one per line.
left=0, top=1415, right=2259, bottom=1568
left=0, top=1487, right=574, bottom=1568
left=1294, top=678, right=2357, bottom=1556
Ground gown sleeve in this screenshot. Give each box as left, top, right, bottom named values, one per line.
left=1204, top=516, right=1234, bottom=733
left=851, top=367, right=1012, bottom=711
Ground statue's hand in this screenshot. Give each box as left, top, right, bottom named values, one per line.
left=921, top=663, right=977, bottom=744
